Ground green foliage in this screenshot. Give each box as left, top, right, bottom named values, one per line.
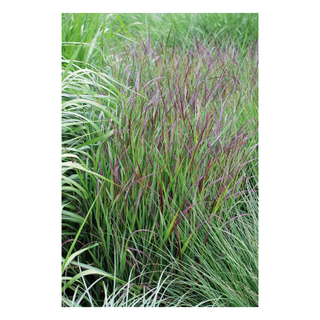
left=61, top=12, right=258, bottom=307
left=117, top=13, right=258, bottom=49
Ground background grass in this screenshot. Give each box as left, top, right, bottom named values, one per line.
left=62, top=13, right=258, bottom=307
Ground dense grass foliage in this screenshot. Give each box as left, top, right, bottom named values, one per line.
left=119, top=13, right=258, bottom=49
left=62, top=13, right=258, bottom=307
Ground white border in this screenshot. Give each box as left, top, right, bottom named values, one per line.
left=2, top=1, right=319, bottom=318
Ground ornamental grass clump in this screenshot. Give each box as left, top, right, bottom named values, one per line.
left=62, top=13, right=258, bottom=307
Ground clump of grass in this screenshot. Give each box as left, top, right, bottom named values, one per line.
left=62, top=13, right=258, bottom=307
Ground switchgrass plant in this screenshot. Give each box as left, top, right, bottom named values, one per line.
left=61, top=13, right=258, bottom=307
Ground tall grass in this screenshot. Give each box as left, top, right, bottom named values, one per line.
left=118, top=13, right=258, bottom=49
left=61, top=13, right=258, bottom=307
